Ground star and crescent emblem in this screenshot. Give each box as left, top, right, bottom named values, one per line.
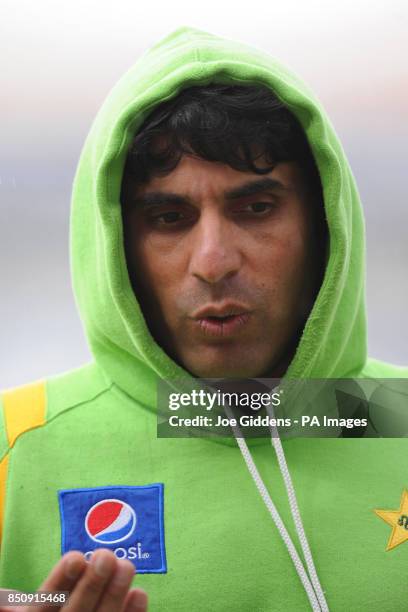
left=374, top=490, right=408, bottom=551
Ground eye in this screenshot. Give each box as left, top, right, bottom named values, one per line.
left=154, top=211, right=185, bottom=224
left=147, top=207, right=197, bottom=231
left=242, top=201, right=275, bottom=215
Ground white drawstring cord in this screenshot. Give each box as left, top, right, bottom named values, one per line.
left=266, top=404, right=329, bottom=612
left=223, top=402, right=325, bottom=611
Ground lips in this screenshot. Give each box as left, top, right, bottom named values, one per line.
left=192, top=303, right=251, bottom=338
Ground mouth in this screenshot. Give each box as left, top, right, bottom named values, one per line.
left=192, top=303, right=252, bottom=338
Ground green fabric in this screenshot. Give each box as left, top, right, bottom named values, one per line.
left=1, top=26, right=407, bottom=610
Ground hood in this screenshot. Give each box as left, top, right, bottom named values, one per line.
left=70, top=26, right=367, bottom=410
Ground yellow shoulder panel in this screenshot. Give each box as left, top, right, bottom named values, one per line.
left=0, top=454, right=9, bottom=545
left=2, top=380, right=46, bottom=448
left=0, top=380, right=46, bottom=544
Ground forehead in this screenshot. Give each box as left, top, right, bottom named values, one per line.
left=129, top=155, right=305, bottom=203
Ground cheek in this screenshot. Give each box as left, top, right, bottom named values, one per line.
left=252, top=225, right=307, bottom=279
left=134, top=236, right=185, bottom=314
left=253, top=225, right=310, bottom=302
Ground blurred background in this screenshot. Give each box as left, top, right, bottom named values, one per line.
left=1, top=0, right=407, bottom=388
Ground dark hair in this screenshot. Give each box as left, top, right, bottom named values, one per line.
left=121, top=83, right=323, bottom=201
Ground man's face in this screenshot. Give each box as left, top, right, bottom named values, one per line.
left=122, top=155, right=323, bottom=378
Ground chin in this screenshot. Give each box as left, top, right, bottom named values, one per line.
left=184, top=358, right=272, bottom=380
left=175, top=339, right=289, bottom=379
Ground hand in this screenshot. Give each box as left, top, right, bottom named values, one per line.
left=0, top=548, right=148, bottom=612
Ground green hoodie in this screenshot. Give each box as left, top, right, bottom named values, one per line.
left=1, top=26, right=407, bottom=611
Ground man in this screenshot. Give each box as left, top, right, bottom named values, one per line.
left=0, top=26, right=407, bottom=612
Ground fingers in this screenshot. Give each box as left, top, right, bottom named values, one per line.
left=62, top=548, right=134, bottom=612
left=96, top=558, right=135, bottom=612
left=39, top=550, right=87, bottom=591
left=0, top=550, right=147, bottom=612
left=26, top=551, right=87, bottom=611
left=123, top=589, right=148, bottom=612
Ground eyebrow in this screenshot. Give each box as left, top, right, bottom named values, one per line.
left=225, top=177, right=288, bottom=199
left=132, top=177, right=288, bottom=208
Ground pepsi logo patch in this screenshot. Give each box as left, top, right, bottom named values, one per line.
left=58, top=484, right=166, bottom=573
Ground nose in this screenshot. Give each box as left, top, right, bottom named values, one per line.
left=188, top=211, right=242, bottom=284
